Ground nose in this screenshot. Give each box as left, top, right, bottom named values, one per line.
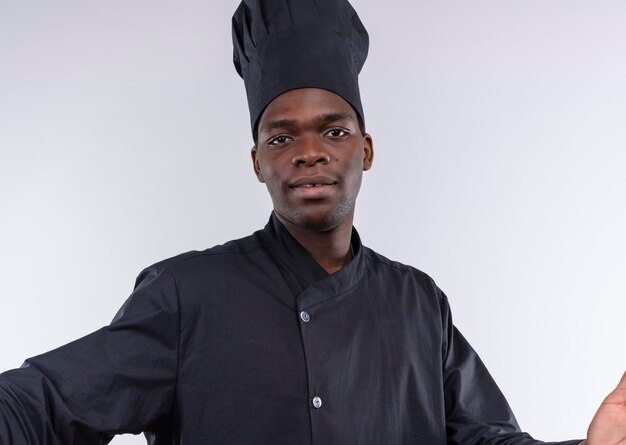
left=291, top=136, right=331, bottom=167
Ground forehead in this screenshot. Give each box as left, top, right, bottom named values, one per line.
left=258, top=88, right=357, bottom=130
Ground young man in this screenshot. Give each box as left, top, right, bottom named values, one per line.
left=1, top=0, right=624, bottom=444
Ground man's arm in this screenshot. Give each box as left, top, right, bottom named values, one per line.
left=437, top=284, right=583, bottom=445
left=0, top=265, right=180, bottom=444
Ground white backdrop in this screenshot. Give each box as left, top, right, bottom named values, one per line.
left=1, top=1, right=624, bottom=443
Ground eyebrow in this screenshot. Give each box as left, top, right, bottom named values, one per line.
left=261, top=113, right=354, bottom=133
left=315, top=113, right=354, bottom=124
left=263, top=119, right=297, bottom=132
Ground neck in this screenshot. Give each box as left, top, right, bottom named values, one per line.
left=275, top=213, right=354, bottom=275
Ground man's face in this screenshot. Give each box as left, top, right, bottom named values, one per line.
left=252, top=88, right=374, bottom=232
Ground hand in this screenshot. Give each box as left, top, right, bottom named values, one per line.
left=582, top=371, right=626, bottom=445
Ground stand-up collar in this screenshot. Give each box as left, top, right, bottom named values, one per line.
left=258, top=213, right=366, bottom=310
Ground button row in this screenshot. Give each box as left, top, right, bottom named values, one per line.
left=300, top=312, right=319, bottom=409
left=300, top=311, right=322, bottom=409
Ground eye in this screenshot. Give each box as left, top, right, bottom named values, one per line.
left=267, top=135, right=292, bottom=146
left=326, top=128, right=349, bottom=138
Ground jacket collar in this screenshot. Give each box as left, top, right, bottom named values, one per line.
left=258, top=213, right=366, bottom=310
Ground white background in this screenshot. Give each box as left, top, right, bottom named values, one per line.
left=1, top=1, right=625, bottom=443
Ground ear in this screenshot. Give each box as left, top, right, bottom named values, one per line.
left=250, top=146, right=265, bottom=183
left=362, top=133, right=374, bottom=171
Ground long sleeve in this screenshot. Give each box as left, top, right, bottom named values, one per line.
left=439, top=287, right=581, bottom=445
left=0, top=265, right=180, bottom=444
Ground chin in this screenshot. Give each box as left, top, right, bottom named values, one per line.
left=278, top=202, right=353, bottom=233
left=298, top=217, right=342, bottom=233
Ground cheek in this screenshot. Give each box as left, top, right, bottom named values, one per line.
left=258, top=161, right=281, bottom=191
left=345, top=155, right=365, bottom=190
left=348, top=152, right=365, bottom=174
left=261, top=164, right=276, bottom=182
left=260, top=153, right=291, bottom=183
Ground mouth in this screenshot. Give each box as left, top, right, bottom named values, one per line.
left=290, top=176, right=337, bottom=188
left=295, top=183, right=332, bottom=188
left=289, top=176, right=337, bottom=198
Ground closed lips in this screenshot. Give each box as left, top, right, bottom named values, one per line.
left=290, top=177, right=336, bottom=187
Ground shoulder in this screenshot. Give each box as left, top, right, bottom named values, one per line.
left=361, top=245, right=450, bottom=308
left=360, top=246, right=453, bottom=344
left=362, top=246, right=435, bottom=286
left=138, top=230, right=265, bottom=280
